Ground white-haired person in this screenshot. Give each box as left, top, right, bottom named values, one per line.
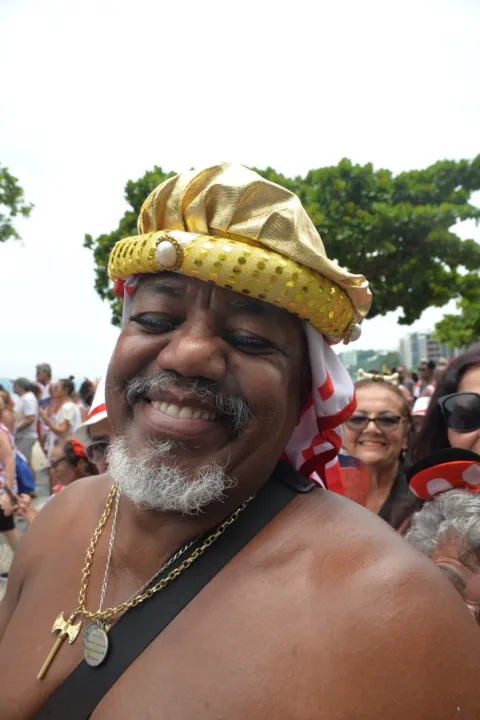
left=407, top=490, right=480, bottom=625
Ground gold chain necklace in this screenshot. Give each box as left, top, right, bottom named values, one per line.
left=37, top=482, right=254, bottom=680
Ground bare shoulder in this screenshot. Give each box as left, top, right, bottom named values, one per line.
left=0, top=475, right=110, bottom=640
left=301, top=491, right=480, bottom=717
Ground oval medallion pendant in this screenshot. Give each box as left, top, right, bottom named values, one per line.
left=84, top=621, right=109, bottom=667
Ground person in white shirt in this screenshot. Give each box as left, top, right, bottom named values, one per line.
left=13, top=378, right=39, bottom=465
left=39, top=378, right=81, bottom=456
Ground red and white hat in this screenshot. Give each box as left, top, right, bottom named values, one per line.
left=75, top=378, right=108, bottom=446
left=412, top=396, right=430, bottom=416
left=407, top=448, right=480, bottom=499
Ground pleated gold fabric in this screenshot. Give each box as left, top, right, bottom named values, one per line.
left=108, top=164, right=372, bottom=340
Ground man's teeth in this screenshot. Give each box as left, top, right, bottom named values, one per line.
left=151, top=401, right=215, bottom=421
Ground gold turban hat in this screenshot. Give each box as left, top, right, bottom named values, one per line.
left=108, top=163, right=371, bottom=342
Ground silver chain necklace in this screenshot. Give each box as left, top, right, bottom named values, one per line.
left=83, top=488, right=199, bottom=668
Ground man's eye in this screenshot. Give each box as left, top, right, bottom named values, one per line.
left=129, top=314, right=181, bottom=333
left=225, top=331, right=274, bottom=353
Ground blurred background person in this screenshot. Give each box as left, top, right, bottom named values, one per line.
left=12, top=377, right=38, bottom=467
left=407, top=490, right=480, bottom=625
left=343, top=377, right=416, bottom=529
left=435, top=357, right=449, bottom=384
left=12, top=436, right=98, bottom=526
left=396, top=365, right=415, bottom=407
left=78, top=379, right=95, bottom=422
left=411, top=396, right=430, bottom=435
left=40, top=377, right=81, bottom=456
left=412, top=346, right=480, bottom=464
left=396, top=364, right=414, bottom=395
left=414, top=359, right=436, bottom=398
left=49, top=436, right=98, bottom=494
left=0, top=405, right=21, bottom=554
left=75, top=378, right=111, bottom=473
left=36, top=363, right=53, bottom=451
left=35, top=362, right=52, bottom=402
left=0, top=387, right=15, bottom=434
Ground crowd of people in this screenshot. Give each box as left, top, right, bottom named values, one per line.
left=341, top=350, right=480, bottom=624
left=0, top=370, right=112, bottom=565
left=0, top=163, right=479, bottom=717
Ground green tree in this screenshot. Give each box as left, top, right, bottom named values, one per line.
left=433, top=274, right=480, bottom=348
left=84, top=166, right=176, bottom=325
left=85, top=157, right=480, bottom=327
left=0, top=164, right=34, bottom=242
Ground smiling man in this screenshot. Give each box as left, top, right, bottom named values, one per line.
left=1, top=164, right=480, bottom=719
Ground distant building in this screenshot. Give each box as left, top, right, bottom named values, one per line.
left=399, top=333, right=426, bottom=369
left=426, top=336, right=450, bottom=362
left=399, top=332, right=456, bottom=369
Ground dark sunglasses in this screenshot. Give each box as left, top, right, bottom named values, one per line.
left=345, top=414, right=404, bottom=433
left=46, top=456, right=67, bottom=470
left=438, top=392, right=480, bottom=433
left=85, top=440, right=110, bottom=465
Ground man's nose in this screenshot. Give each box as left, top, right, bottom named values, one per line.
left=155, top=313, right=227, bottom=383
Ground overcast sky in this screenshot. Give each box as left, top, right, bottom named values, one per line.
left=1, top=0, right=479, bottom=381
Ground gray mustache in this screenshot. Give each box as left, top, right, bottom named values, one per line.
left=124, top=371, right=252, bottom=434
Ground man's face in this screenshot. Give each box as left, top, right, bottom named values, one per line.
left=106, top=273, right=309, bottom=493
left=397, top=365, right=406, bottom=381
left=433, top=537, right=480, bottom=626
left=436, top=359, right=448, bottom=381
left=87, top=417, right=112, bottom=473
left=36, top=369, right=49, bottom=385
left=418, top=363, right=431, bottom=381
left=50, top=382, right=61, bottom=399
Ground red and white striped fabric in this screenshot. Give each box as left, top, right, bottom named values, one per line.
left=284, top=324, right=356, bottom=491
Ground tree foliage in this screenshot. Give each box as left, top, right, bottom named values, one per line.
left=84, top=166, right=176, bottom=324
left=433, top=274, right=480, bottom=348
left=85, top=157, right=480, bottom=329
left=0, top=164, right=34, bottom=242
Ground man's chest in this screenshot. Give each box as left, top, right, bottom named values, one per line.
left=0, top=537, right=349, bottom=720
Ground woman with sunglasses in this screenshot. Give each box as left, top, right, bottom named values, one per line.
left=342, top=378, right=415, bottom=529
left=412, top=346, right=480, bottom=464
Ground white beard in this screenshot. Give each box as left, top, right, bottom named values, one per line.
left=107, top=436, right=235, bottom=515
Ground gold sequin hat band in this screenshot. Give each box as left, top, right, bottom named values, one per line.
left=108, top=164, right=372, bottom=342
